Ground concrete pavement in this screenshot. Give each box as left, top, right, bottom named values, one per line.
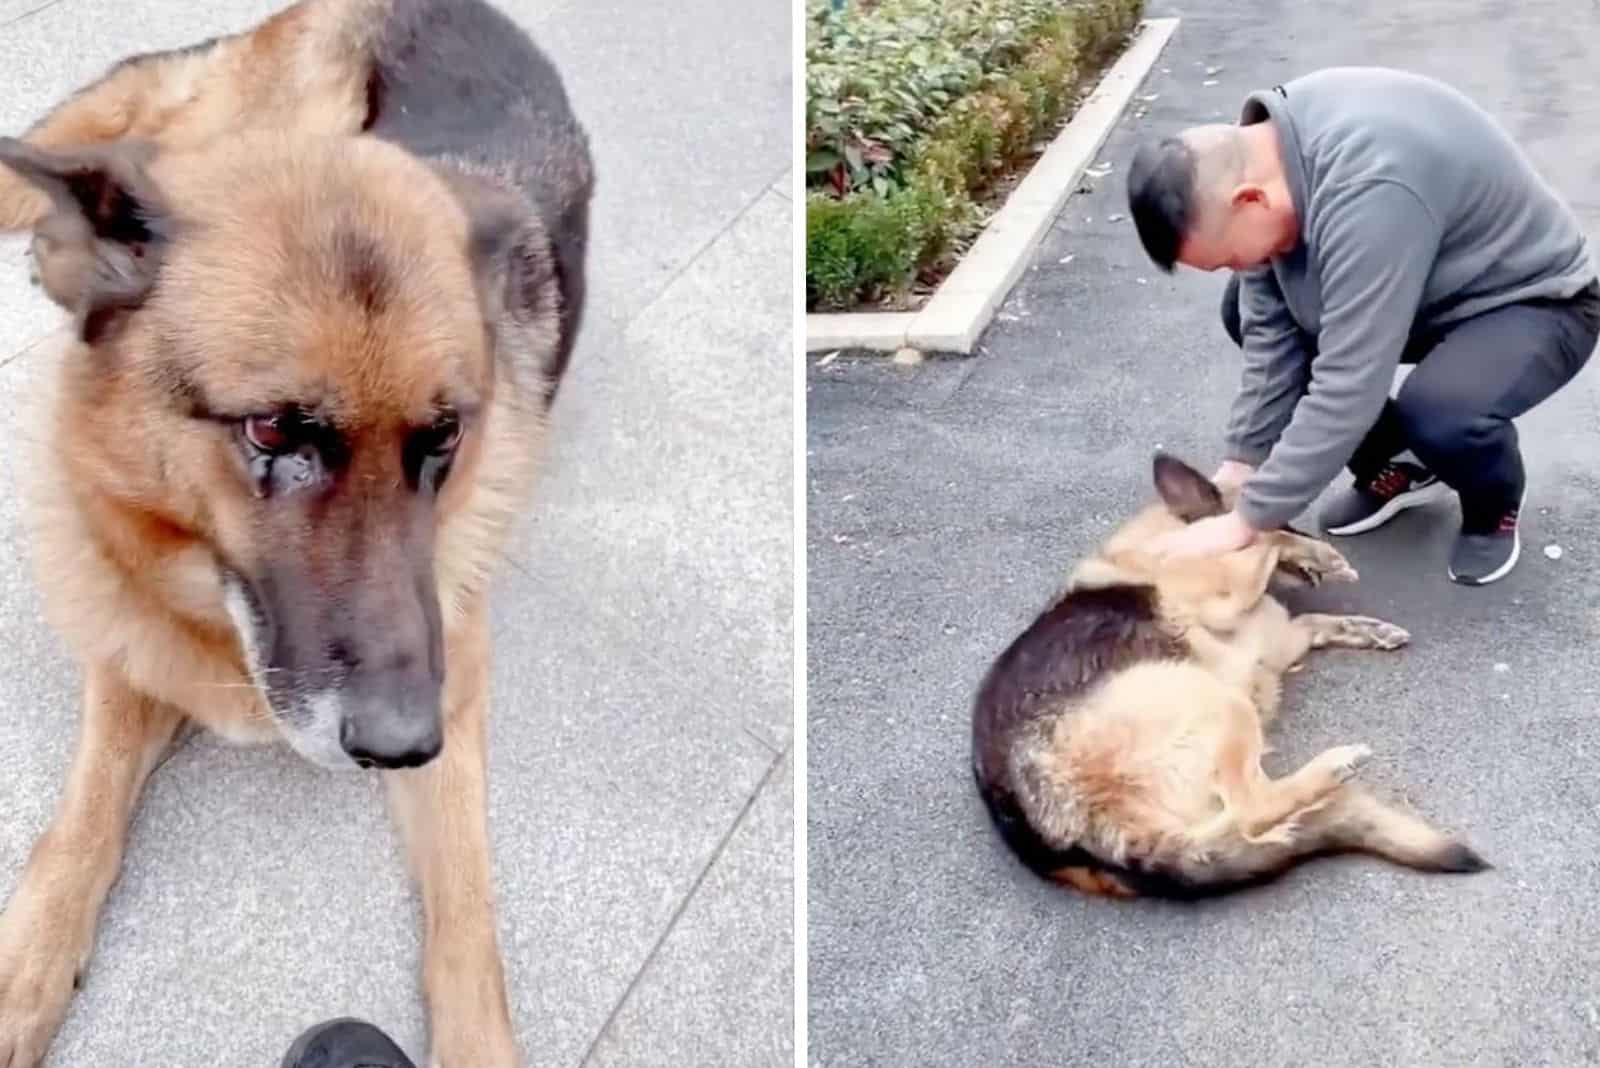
left=0, top=0, right=793, bottom=1064
left=807, top=1, right=1600, bottom=1064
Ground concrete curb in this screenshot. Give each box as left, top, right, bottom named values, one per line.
left=805, top=16, right=1181, bottom=356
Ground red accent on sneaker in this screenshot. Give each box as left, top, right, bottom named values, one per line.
left=1497, top=510, right=1519, bottom=534
left=1369, top=465, right=1411, bottom=499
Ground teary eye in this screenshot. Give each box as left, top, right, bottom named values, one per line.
left=237, top=409, right=332, bottom=499
left=243, top=411, right=308, bottom=455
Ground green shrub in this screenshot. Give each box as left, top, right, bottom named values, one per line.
left=806, top=181, right=957, bottom=309
left=805, top=0, right=1145, bottom=312
left=805, top=0, right=1091, bottom=197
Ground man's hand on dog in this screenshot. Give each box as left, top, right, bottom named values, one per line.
left=1153, top=509, right=1260, bottom=559
left=1210, top=460, right=1256, bottom=491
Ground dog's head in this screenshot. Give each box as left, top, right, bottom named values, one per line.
left=1070, top=452, right=1280, bottom=628
left=0, top=132, right=562, bottom=770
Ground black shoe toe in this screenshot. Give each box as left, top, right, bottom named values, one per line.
left=281, top=1018, right=417, bottom=1068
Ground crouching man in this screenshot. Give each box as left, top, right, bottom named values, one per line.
left=1126, top=66, right=1599, bottom=585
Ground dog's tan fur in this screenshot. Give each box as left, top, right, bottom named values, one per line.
left=0, top=2, right=579, bottom=1063
left=0, top=0, right=390, bottom=233
left=973, top=455, right=1486, bottom=899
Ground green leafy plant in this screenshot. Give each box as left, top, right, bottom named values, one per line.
left=805, top=0, right=1145, bottom=312
left=806, top=0, right=1083, bottom=197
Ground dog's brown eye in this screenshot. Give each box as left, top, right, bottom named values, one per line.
left=244, top=413, right=292, bottom=454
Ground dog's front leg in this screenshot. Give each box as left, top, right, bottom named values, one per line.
left=385, top=606, right=519, bottom=1068
left=0, top=665, right=183, bottom=1066
left=1271, top=530, right=1360, bottom=586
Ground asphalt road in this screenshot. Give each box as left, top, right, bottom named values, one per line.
left=807, top=1, right=1600, bottom=1064
left=0, top=0, right=793, bottom=1064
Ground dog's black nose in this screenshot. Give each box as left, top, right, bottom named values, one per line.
left=339, top=685, right=443, bottom=770
left=341, top=717, right=442, bottom=769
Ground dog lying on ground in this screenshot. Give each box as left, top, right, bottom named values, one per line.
left=971, top=454, right=1488, bottom=900
left=0, top=0, right=591, bottom=1063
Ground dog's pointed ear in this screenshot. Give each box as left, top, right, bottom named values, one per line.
left=1153, top=451, right=1225, bottom=522
left=0, top=137, right=169, bottom=342
left=455, top=183, right=562, bottom=335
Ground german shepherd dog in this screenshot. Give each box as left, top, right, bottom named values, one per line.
left=0, top=0, right=590, bottom=1063
left=972, top=454, right=1489, bottom=900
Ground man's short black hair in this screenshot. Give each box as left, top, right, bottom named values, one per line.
left=1125, top=136, right=1198, bottom=272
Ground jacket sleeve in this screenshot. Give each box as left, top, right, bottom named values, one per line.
left=1223, top=266, right=1313, bottom=466
left=1236, top=181, right=1441, bottom=530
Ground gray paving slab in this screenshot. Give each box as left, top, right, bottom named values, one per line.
left=496, top=190, right=796, bottom=753
left=587, top=749, right=794, bottom=1068
left=499, top=0, right=792, bottom=327
left=806, top=1, right=1600, bottom=1065
left=0, top=0, right=793, bottom=1065
left=0, top=236, right=62, bottom=360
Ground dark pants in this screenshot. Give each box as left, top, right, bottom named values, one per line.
left=1221, top=274, right=1600, bottom=528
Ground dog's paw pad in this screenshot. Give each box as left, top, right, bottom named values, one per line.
left=1360, top=619, right=1409, bottom=648
left=1324, top=744, right=1373, bottom=781
left=1371, top=622, right=1409, bottom=649
left=1339, top=616, right=1409, bottom=649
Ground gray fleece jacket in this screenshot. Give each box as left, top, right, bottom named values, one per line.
left=1224, top=66, right=1596, bottom=529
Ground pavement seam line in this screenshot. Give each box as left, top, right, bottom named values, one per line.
left=742, top=724, right=784, bottom=756
left=618, top=163, right=790, bottom=339
left=0, top=330, right=53, bottom=370
left=576, top=743, right=788, bottom=1066
left=0, top=0, right=67, bottom=30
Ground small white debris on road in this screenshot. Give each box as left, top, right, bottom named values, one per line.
left=1545, top=544, right=1563, bottom=560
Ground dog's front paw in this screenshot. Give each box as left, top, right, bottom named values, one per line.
left=1304, top=543, right=1359, bottom=585
left=1321, top=743, right=1374, bottom=783
left=0, top=890, right=87, bottom=1068
left=1340, top=616, right=1410, bottom=650
left=1278, top=537, right=1359, bottom=587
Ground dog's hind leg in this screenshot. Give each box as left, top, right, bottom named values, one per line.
left=384, top=606, right=519, bottom=1068
left=1200, top=690, right=1370, bottom=842
left=1173, top=702, right=1484, bottom=886
left=0, top=665, right=183, bottom=1066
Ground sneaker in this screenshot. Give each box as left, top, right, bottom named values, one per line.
left=281, top=1018, right=417, bottom=1068
left=1321, top=461, right=1453, bottom=536
left=1448, top=492, right=1524, bottom=587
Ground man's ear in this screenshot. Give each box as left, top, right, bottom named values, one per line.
left=1231, top=184, right=1268, bottom=210
left=0, top=137, right=170, bottom=342
left=1153, top=451, right=1226, bottom=522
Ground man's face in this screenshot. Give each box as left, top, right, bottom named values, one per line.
left=1176, top=186, right=1291, bottom=272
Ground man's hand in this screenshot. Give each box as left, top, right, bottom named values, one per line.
left=1210, top=460, right=1256, bottom=492
left=1152, top=509, right=1260, bottom=559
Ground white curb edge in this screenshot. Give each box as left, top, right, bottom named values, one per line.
left=804, top=16, right=1181, bottom=356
